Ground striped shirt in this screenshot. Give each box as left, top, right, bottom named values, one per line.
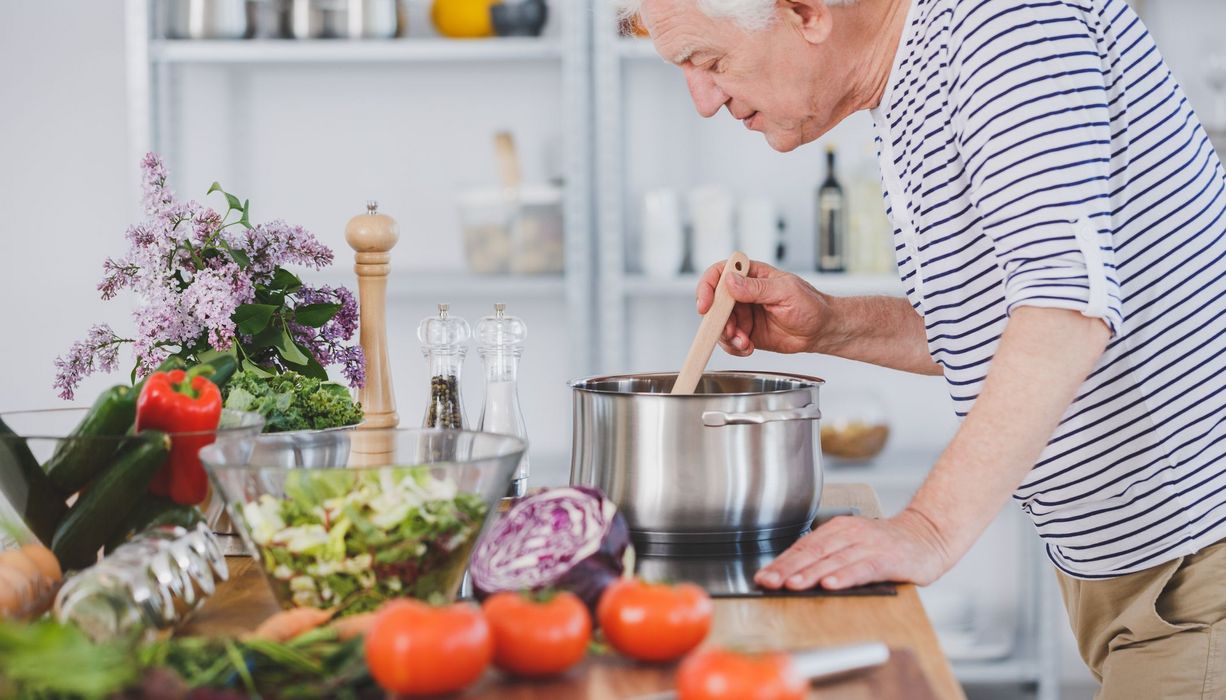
left=870, top=0, right=1226, bottom=578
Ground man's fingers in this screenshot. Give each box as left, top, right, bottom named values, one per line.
left=819, top=558, right=888, bottom=590
left=754, top=527, right=854, bottom=588
left=695, top=262, right=724, bottom=314
left=782, top=549, right=864, bottom=591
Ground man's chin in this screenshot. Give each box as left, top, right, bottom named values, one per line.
left=762, top=129, right=803, bottom=153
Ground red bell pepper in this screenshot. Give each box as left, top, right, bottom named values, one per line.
left=136, top=366, right=223, bottom=505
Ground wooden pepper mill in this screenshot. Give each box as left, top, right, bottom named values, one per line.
left=346, top=201, right=399, bottom=461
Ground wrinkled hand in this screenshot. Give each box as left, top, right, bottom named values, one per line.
left=696, top=259, right=835, bottom=357
left=754, top=509, right=954, bottom=591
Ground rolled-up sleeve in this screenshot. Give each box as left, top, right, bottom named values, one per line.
left=949, top=1, right=1124, bottom=336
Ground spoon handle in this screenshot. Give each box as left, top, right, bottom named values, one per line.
left=672, top=252, right=751, bottom=395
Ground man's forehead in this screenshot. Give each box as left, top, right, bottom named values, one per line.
left=641, top=0, right=713, bottom=64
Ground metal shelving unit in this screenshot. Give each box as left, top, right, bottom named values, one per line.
left=123, top=0, right=595, bottom=379
left=149, top=37, right=564, bottom=63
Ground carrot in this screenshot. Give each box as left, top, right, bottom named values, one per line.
left=328, top=612, right=377, bottom=641
left=246, top=607, right=333, bottom=643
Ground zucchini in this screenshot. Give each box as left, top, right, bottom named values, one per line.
left=103, top=496, right=204, bottom=553
left=0, top=417, right=68, bottom=546
left=43, top=385, right=138, bottom=495
left=52, top=431, right=171, bottom=570
left=204, top=354, right=239, bottom=391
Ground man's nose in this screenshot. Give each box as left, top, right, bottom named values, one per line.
left=683, top=66, right=728, bottom=118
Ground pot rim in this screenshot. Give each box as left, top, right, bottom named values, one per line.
left=568, top=370, right=825, bottom=396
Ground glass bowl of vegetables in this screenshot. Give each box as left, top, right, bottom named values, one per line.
left=0, top=407, right=263, bottom=566
left=199, top=428, right=526, bottom=613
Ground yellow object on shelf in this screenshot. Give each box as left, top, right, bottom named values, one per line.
left=432, top=0, right=496, bottom=38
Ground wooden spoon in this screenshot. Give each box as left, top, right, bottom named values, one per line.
left=671, top=251, right=751, bottom=395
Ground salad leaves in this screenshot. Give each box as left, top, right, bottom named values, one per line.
left=242, top=468, right=487, bottom=612
left=223, top=369, right=363, bottom=433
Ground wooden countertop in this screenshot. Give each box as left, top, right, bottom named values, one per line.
left=181, top=483, right=964, bottom=699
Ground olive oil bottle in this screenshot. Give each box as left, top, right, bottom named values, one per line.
left=816, top=144, right=847, bottom=272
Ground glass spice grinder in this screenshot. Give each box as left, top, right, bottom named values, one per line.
left=477, top=303, right=529, bottom=497
left=417, top=303, right=471, bottom=430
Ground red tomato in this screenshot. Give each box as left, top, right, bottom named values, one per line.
left=482, top=591, right=592, bottom=677
left=364, top=599, right=492, bottom=696
left=596, top=579, right=713, bottom=663
left=677, top=648, right=806, bottom=700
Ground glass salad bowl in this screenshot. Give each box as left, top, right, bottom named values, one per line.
left=199, top=428, right=525, bottom=613
left=0, top=408, right=263, bottom=556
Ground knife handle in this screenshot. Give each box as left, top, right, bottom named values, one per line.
left=791, top=642, right=891, bottom=681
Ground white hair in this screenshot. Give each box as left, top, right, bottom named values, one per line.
left=617, top=0, right=859, bottom=32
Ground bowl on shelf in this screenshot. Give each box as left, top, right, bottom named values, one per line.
left=0, top=408, right=263, bottom=557
left=490, top=0, right=547, bottom=37
left=200, top=428, right=525, bottom=612
left=818, top=389, right=890, bottom=465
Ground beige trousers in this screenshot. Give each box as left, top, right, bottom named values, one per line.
left=1055, top=539, right=1226, bottom=700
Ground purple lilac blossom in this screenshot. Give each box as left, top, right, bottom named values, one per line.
left=55, top=153, right=362, bottom=398
left=53, top=325, right=125, bottom=400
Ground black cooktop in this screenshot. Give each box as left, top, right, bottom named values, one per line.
left=633, top=509, right=897, bottom=598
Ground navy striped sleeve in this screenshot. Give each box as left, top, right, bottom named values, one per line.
left=948, top=0, right=1124, bottom=335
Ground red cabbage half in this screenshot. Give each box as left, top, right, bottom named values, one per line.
left=468, top=486, right=635, bottom=611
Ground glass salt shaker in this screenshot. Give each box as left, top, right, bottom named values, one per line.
left=477, top=303, right=529, bottom=497
left=418, top=303, right=471, bottom=429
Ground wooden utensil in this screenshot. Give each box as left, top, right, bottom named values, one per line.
left=493, top=131, right=521, bottom=189
left=671, top=251, right=751, bottom=395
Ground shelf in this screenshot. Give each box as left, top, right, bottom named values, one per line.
left=149, top=38, right=564, bottom=64
left=309, top=271, right=568, bottom=300
left=824, top=446, right=935, bottom=491
left=623, top=272, right=904, bottom=298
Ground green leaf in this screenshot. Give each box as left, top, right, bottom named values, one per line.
left=240, top=199, right=251, bottom=228
left=270, top=267, right=302, bottom=293
left=226, top=245, right=250, bottom=269
left=232, top=303, right=278, bottom=335
left=294, top=302, right=341, bottom=328
left=240, top=359, right=274, bottom=378
left=207, top=182, right=224, bottom=195
left=277, top=328, right=310, bottom=366
left=299, top=350, right=329, bottom=380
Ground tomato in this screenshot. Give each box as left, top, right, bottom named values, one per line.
left=364, top=599, right=492, bottom=696
left=676, top=648, right=806, bottom=700
left=482, top=591, right=592, bottom=677
left=596, top=579, right=713, bottom=663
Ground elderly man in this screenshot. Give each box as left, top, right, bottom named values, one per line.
left=630, top=0, right=1226, bottom=695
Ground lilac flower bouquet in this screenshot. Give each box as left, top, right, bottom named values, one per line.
left=54, top=153, right=364, bottom=400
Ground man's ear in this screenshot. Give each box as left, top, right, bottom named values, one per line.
left=779, top=0, right=833, bottom=44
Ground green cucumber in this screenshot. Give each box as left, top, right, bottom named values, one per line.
left=103, top=496, right=204, bottom=553
left=203, top=354, right=239, bottom=391
left=43, top=385, right=139, bottom=495
left=52, top=431, right=171, bottom=570
left=0, top=417, right=68, bottom=546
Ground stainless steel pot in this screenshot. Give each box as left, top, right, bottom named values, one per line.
left=167, top=0, right=250, bottom=39
left=569, top=372, right=823, bottom=545
left=281, top=0, right=399, bottom=38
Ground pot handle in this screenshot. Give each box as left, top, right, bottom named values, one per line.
left=702, top=403, right=822, bottom=427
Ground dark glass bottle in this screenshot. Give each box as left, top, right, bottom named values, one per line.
left=816, top=145, right=847, bottom=272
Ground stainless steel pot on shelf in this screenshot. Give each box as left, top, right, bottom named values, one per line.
left=569, top=372, right=824, bottom=547
left=167, top=0, right=250, bottom=39
left=280, top=0, right=400, bottom=39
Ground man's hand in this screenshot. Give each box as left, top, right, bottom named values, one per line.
left=754, top=509, right=953, bottom=590
left=696, top=259, right=833, bottom=357
left=694, top=258, right=941, bottom=374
